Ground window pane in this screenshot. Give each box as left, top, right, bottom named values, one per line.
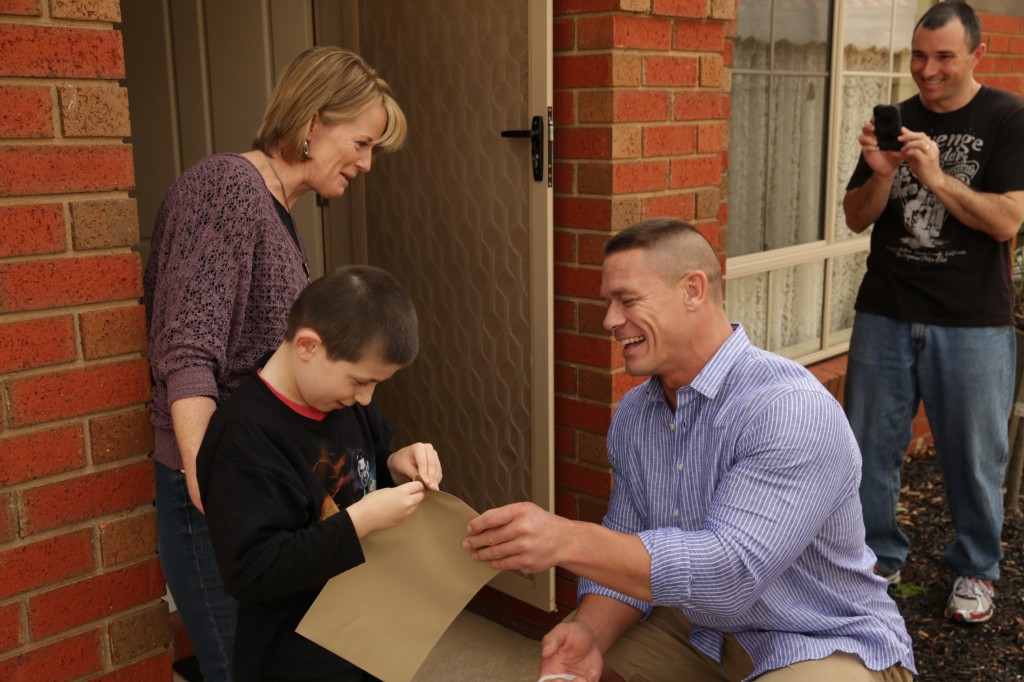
left=725, top=273, right=768, bottom=349
left=735, top=0, right=771, bottom=69
left=830, top=251, right=868, bottom=338
left=766, top=75, right=827, bottom=249
left=773, top=1, right=830, bottom=72
left=769, top=262, right=825, bottom=357
left=891, top=0, right=922, bottom=73
left=891, top=75, right=917, bottom=103
left=844, top=0, right=894, bottom=71
left=833, top=76, right=889, bottom=241
left=727, top=73, right=770, bottom=256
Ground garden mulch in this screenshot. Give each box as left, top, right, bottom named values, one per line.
left=893, top=447, right=1024, bottom=680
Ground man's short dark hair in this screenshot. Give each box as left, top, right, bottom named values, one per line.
left=916, top=1, right=981, bottom=52
left=604, top=217, right=723, bottom=297
left=605, top=217, right=701, bottom=256
left=285, top=265, right=419, bottom=366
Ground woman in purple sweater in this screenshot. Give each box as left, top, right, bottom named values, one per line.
left=143, top=47, right=407, bottom=681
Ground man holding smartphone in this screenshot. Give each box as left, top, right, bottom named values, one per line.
left=844, top=1, right=1024, bottom=624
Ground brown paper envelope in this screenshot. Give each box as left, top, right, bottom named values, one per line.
left=296, top=490, right=501, bottom=682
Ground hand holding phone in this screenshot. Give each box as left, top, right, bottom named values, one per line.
left=873, top=104, right=902, bottom=151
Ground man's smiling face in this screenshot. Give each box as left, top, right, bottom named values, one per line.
left=910, top=18, right=984, bottom=113
left=600, top=248, right=689, bottom=380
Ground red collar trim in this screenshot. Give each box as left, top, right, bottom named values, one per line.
left=258, top=369, right=329, bottom=422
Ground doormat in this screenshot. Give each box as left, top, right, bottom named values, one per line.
left=171, top=655, right=203, bottom=682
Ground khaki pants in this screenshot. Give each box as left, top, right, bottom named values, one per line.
left=602, top=608, right=913, bottom=682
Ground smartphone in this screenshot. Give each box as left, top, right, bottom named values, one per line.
left=873, top=104, right=902, bottom=151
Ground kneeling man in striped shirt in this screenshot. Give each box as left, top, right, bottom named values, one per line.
left=464, top=218, right=915, bottom=682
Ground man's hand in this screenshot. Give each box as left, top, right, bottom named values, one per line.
left=462, top=502, right=571, bottom=573
left=539, top=623, right=602, bottom=682
left=899, top=130, right=943, bottom=190
left=858, top=120, right=905, bottom=178
left=347, top=481, right=426, bottom=538
left=387, top=442, right=442, bottom=491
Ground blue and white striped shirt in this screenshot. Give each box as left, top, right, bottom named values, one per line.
left=579, top=326, right=916, bottom=679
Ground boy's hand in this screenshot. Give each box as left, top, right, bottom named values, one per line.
left=348, top=481, right=426, bottom=538
left=387, top=442, right=442, bottom=491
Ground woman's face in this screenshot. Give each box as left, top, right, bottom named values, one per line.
left=305, top=104, right=388, bottom=198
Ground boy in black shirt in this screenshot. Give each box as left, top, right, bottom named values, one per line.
left=197, top=265, right=442, bottom=682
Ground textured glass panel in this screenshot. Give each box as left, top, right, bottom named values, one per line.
left=773, top=0, right=829, bottom=72
left=735, top=0, right=771, bottom=69
left=833, top=76, right=889, bottom=241
left=728, top=74, right=770, bottom=257
left=766, top=75, right=826, bottom=249
left=768, top=262, right=825, bottom=357
left=358, top=0, right=532, bottom=512
left=725, top=273, right=768, bottom=349
left=830, top=251, right=869, bottom=337
left=844, top=0, right=893, bottom=72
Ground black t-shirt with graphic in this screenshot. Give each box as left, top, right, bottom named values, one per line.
left=847, top=85, right=1024, bottom=326
left=197, top=356, right=396, bottom=681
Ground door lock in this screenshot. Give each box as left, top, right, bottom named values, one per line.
left=501, top=115, right=543, bottom=182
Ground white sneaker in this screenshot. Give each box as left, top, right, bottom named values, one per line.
left=944, top=576, right=995, bottom=623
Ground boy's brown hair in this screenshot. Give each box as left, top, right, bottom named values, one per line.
left=285, top=265, right=419, bottom=366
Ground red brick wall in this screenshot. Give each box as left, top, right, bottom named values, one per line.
left=977, top=12, right=1024, bottom=94
left=0, top=1, right=170, bottom=679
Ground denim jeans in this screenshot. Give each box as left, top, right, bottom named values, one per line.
left=844, top=312, right=1014, bottom=580
left=157, top=461, right=239, bottom=681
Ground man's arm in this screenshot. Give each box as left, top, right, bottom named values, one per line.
left=463, top=502, right=652, bottom=602
left=900, top=130, right=1024, bottom=241
left=170, top=395, right=217, bottom=513
left=924, top=175, right=1024, bottom=241
left=538, top=595, right=643, bottom=682
left=573, top=595, right=644, bottom=657
left=843, top=120, right=904, bottom=233
left=844, top=171, right=897, bottom=234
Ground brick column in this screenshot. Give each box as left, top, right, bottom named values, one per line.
left=0, top=1, right=170, bottom=679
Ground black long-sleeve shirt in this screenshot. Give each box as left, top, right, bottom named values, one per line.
left=197, top=359, right=395, bottom=681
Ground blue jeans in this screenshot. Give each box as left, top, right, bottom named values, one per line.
left=157, top=461, right=238, bottom=681
left=844, top=313, right=1014, bottom=581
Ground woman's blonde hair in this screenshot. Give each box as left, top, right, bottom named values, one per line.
left=253, top=47, right=407, bottom=162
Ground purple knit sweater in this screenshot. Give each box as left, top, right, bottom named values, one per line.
left=144, top=154, right=309, bottom=470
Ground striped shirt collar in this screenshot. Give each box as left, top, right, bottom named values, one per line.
left=642, top=323, right=748, bottom=404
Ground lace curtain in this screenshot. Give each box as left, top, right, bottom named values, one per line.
left=728, top=39, right=831, bottom=355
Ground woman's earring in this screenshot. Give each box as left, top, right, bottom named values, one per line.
left=302, top=139, right=310, bottom=160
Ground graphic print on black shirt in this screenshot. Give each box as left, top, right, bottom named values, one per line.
left=312, top=441, right=377, bottom=521
left=890, top=130, right=981, bottom=253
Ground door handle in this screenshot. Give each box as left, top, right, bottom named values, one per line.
left=501, top=115, right=543, bottom=182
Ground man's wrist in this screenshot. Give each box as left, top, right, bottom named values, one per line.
left=871, top=168, right=897, bottom=184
